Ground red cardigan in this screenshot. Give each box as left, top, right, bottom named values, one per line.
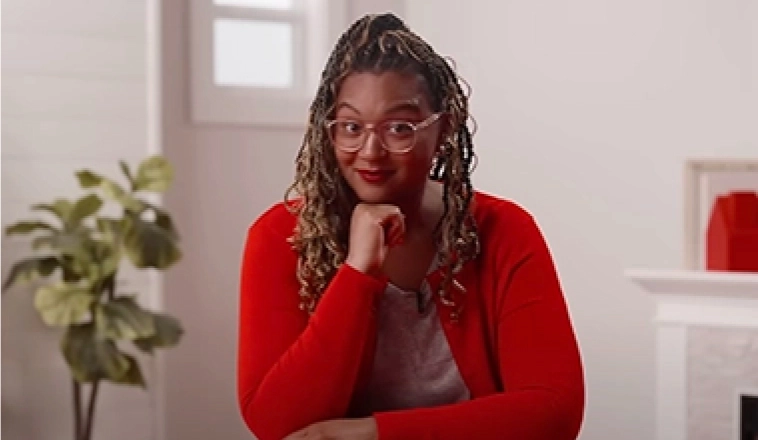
left=238, top=191, right=585, bottom=439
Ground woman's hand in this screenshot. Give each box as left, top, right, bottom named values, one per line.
left=345, top=203, right=405, bottom=276
left=283, top=417, right=378, bottom=440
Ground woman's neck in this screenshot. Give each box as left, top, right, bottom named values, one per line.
left=397, top=181, right=444, bottom=240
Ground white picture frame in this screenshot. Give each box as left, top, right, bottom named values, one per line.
left=683, top=158, right=758, bottom=270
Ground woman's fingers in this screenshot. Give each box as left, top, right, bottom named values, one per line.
left=378, top=206, right=405, bottom=246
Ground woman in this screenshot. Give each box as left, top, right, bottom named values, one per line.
left=238, top=13, right=584, bottom=440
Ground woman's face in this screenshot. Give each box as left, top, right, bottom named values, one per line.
left=330, top=70, right=444, bottom=206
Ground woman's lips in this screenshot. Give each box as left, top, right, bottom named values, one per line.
left=356, top=169, right=394, bottom=184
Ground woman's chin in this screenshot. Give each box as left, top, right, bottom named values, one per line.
left=352, top=186, right=396, bottom=205
left=355, top=192, right=392, bottom=205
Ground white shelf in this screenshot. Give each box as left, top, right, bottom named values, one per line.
left=625, top=268, right=758, bottom=300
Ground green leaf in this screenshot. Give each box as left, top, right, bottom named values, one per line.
left=123, top=214, right=181, bottom=269
left=95, top=296, right=155, bottom=340
left=100, top=179, right=126, bottom=202
left=69, top=194, right=103, bottom=226
left=32, top=235, right=55, bottom=250
left=32, top=229, right=90, bottom=257
left=5, top=221, right=56, bottom=236
left=154, top=210, right=176, bottom=235
left=61, top=323, right=129, bottom=383
left=25, top=228, right=97, bottom=281
left=110, top=354, right=146, bottom=388
left=101, top=179, right=144, bottom=213
left=77, top=170, right=143, bottom=213
left=32, top=199, right=73, bottom=222
left=76, top=170, right=104, bottom=188
left=97, top=218, right=123, bottom=241
left=60, top=255, right=84, bottom=283
left=143, top=203, right=180, bottom=240
left=3, top=257, right=59, bottom=290
left=134, top=312, right=183, bottom=353
left=119, top=160, right=136, bottom=189
left=81, top=239, right=120, bottom=282
left=32, top=237, right=92, bottom=283
left=34, top=282, right=94, bottom=326
left=134, top=156, right=173, bottom=193
left=91, top=223, right=124, bottom=282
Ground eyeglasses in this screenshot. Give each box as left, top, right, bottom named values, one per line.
left=325, top=113, right=443, bottom=154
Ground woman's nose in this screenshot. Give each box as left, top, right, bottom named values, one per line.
left=358, top=130, right=386, bottom=158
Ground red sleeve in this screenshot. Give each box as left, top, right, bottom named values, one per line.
left=237, top=206, right=387, bottom=440
left=373, top=209, right=585, bottom=439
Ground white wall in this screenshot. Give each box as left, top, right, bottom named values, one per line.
left=405, top=0, right=757, bottom=438
left=1, top=1, right=163, bottom=439
left=160, top=1, right=302, bottom=439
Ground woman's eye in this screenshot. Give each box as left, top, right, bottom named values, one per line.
left=386, top=122, right=414, bottom=135
left=340, top=122, right=362, bottom=134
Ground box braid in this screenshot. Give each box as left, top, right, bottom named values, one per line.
left=285, top=13, right=480, bottom=319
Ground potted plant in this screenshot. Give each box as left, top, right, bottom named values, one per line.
left=3, top=155, right=184, bottom=440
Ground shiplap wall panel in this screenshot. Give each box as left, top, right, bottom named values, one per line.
left=1, top=1, right=160, bottom=439
left=2, top=32, right=145, bottom=79
left=2, top=119, right=148, bottom=160
left=1, top=0, right=145, bottom=38
left=2, top=75, right=145, bottom=120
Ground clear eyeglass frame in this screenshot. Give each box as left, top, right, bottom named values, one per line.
left=325, top=112, right=443, bottom=154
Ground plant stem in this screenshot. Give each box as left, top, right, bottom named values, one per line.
left=82, top=380, right=100, bottom=440
left=73, top=379, right=82, bottom=440
left=106, top=274, right=116, bottom=301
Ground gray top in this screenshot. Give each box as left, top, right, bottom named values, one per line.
left=365, top=278, right=471, bottom=412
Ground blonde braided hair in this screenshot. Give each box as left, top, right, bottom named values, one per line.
left=284, top=13, right=480, bottom=318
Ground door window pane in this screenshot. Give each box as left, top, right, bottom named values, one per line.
left=213, top=19, right=293, bottom=88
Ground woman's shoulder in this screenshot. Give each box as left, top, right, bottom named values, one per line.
left=248, top=200, right=298, bottom=238
left=472, top=190, right=538, bottom=231
left=471, top=189, right=550, bottom=254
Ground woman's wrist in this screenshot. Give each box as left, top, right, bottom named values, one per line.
left=345, top=257, right=382, bottom=278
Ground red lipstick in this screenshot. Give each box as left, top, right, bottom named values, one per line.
left=356, top=169, right=393, bottom=184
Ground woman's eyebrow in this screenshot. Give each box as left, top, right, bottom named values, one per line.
left=384, top=101, right=422, bottom=115
left=335, top=102, right=361, bottom=115
left=334, top=100, right=422, bottom=117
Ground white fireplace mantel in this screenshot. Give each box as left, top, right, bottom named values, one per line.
left=627, top=269, right=758, bottom=328
left=626, top=269, right=758, bottom=299
left=625, top=268, right=758, bottom=440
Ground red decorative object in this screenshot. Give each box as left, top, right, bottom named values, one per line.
left=706, top=191, right=758, bottom=272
